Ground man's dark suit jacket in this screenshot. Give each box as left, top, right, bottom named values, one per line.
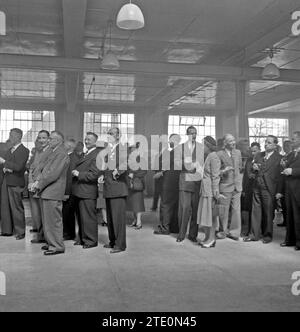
left=71, top=148, right=101, bottom=200
left=253, top=151, right=282, bottom=196
left=176, top=141, right=204, bottom=193
left=65, top=152, right=82, bottom=196
left=103, top=144, right=129, bottom=199
left=3, top=144, right=29, bottom=187
left=283, top=151, right=300, bottom=206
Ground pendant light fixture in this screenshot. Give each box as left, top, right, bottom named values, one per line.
left=0, top=11, right=6, bottom=36
left=116, top=0, right=145, bottom=30
left=101, top=20, right=120, bottom=70
left=262, top=49, right=280, bottom=80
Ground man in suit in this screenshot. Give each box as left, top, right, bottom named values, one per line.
left=244, top=135, right=282, bottom=244
left=28, top=130, right=52, bottom=244
left=217, top=134, right=243, bottom=241
left=62, top=138, right=80, bottom=241
left=176, top=126, right=204, bottom=243
left=101, top=127, right=128, bottom=254
left=280, top=131, right=300, bottom=250
left=0, top=128, right=29, bottom=239
left=241, top=142, right=261, bottom=237
left=0, top=140, right=12, bottom=222
left=71, top=132, right=100, bottom=248
left=154, top=134, right=181, bottom=235
left=31, top=131, right=69, bottom=255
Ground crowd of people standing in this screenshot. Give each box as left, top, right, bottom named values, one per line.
left=0, top=126, right=299, bottom=255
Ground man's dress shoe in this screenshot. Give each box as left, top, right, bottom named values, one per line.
left=16, top=234, right=25, bottom=240
left=103, top=244, right=114, bottom=249
left=74, top=241, right=83, bottom=246
left=44, top=250, right=64, bottom=256
left=226, top=233, right=239, bottom=241
left=83, top=244, right=98, bottom=249
left=243, top=237, right=256, bottom=242
left=187, top=236, right=198, bottom=243
left=153, top=230, right=170, bottom=235
left=0, top=233, right=13, bottom=237
left=263, top=238, right=272, bottom=244
left=110, top=248, right=124, bottom=254
left=280, top=242, right=294, bottom=247
left=176, top=238, right=184, bottom=243
left=29, top=229, right=38, bottom=233
left=31, top=239, right=46, bottom=244
left=41, top=245, right=49, bottom=251
left=295, top=246, right=300, bottom=251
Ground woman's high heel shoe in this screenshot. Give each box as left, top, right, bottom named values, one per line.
left=129, top=221, right=137, bottom=227
left=200, top=240, right=216, bottom=248
left=134, top=224, right=142, bottom=230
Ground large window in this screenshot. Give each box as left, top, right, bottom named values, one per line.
left=83, top=113, right=135, bottom=143
left=0, top=109, right=55, bottom=150
left=168, top=115, right=216, bottom=142
left=249, top=118, right=289, bottom=147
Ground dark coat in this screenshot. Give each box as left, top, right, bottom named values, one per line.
left=3, top=144, right=29, bottom=187
left=65, top=152, right=82, bottom=195
left=283, top=151, right=300, bottom=206
left=252, top=151, right=282, bottom=196
left=176, top=141, right=204, bottom=193
left=102, top=144, right=129, bottom=199
left=71, top=148, right=101, bottom=200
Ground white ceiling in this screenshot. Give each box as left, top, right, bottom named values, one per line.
left=0, top=0, right=300, bottom=114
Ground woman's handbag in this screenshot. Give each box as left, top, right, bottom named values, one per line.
left=130, top=177, right=144, bottom=191
left=212, top=198, right=226, bottom=218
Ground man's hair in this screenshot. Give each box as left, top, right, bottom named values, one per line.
left=267, top=135, right=278, bottom=145
left=51, top=130, right=64, bottom=141
left=186, top=126, right=197, bottom=135
left=86, top=132, right=98, bottom=141
left=10, top=128, right=23, bottom=139
left=223, top=133, right=235, bottom=142
left=66, top=138, right=76, bottom=144
left=293, top=131, right=300, bottom=138
left=38, top=130, right=50, bottom=137
left=251, top=142, right=261, bottom=149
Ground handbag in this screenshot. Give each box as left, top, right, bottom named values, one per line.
left=212, top=198, right=226, bottom=218
left=130, top=177, right=144, bottom=191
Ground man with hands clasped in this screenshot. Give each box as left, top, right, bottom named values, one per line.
left=71, top=132, right=101, bottom=249
left=280, top=131, right=300, bottom=251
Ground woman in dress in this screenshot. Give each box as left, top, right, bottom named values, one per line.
left=127, top=143, right=147, bottom=230
left=197, top=136, right=221, bottom=248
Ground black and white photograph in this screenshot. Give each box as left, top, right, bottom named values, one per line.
left=0, top=0, right=300, bottom=316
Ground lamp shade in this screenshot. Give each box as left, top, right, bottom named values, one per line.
left=116, top=3, right=144, bottom=30
left=262, top=63, right=280, bottom=79
left=0, top=11, right=6, bottom=36
left=101, top=51, right=120, bottom=70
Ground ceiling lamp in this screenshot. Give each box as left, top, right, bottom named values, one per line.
left=101, top=21, right=120, bottom=70
left=262, top=49, right=280, bottom=79
left=101, top=51, right=120, bottom=70
left=0, top=11, right=6, bottom=36
left=116, top=1, right=145, bottom=30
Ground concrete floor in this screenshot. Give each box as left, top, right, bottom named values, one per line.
left=0, top=199, right=300, bottom=312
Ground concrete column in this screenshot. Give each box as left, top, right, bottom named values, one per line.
left=55, top=105, right=83, bottom=141
left=289, top=113, right=300, bottom=136
left=235, top=80, right=249, bottom=140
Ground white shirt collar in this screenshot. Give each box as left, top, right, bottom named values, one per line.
left=265, top=150, right=274, bottom=159
left=11, top=142, right=22, bottom=152
left=85, top=146, right=96, bottom=156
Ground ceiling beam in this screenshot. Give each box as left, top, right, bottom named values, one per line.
left=247, top=86, right=300, bottom=112
left=62, top=0, right=87, bottom=112
left=1, top=54, right=300, bottom=82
